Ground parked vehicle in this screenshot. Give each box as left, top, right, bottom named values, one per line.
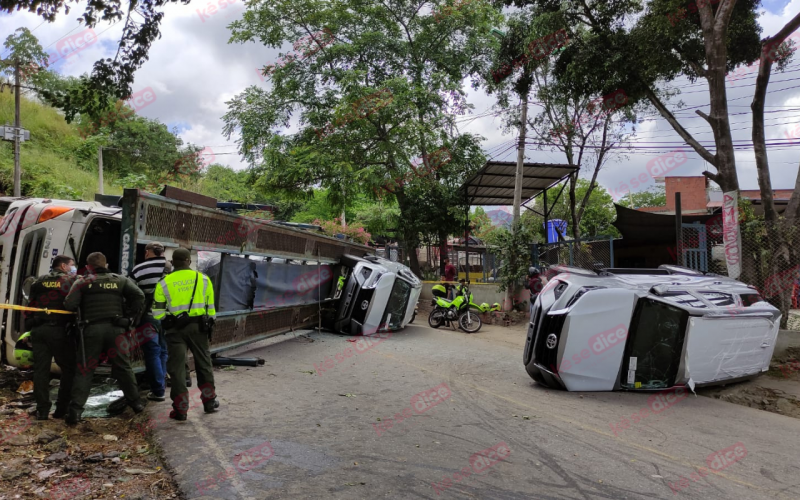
left=524, top=265, right=781, bottom=391
left=330, top=255, right=422, bottom=335
left=428, top=282, right=484, bottom=333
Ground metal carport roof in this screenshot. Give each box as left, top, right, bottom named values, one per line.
left=460, top=161, right=578, bottom=206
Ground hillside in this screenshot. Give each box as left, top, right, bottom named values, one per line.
left=0, top=91, right=118, bottom=200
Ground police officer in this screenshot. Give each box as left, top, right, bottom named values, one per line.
left=153, top=248, right=218, bottom=421
left=26, top=255, right=77, bottom=420
left=64, top=252, right=146, bottom=425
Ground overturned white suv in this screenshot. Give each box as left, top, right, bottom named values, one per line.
left=524, top=265, right=781, bottom=392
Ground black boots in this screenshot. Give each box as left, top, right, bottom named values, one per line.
left=52, top=405, right=68, bottom=419
left=130, top=400, right=146, bottom=414
left=169, top=410, right=187, bottom=421
left=203, top=399, right=219, bottom=414
left=65, top=408, right=82, bottom=425
left=36, top=410, right=49, bottom=421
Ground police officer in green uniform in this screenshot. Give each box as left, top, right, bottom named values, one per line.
left=26, top=255, right=77, bottom=420
left=153, top=248, right=218, bottom=420
left=64, top=252, right=146, bottom=424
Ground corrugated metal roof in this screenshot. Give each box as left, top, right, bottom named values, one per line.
left=460, top=161, right=577, bottom=206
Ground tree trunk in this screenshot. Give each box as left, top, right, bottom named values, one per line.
left=395, top=189, right=422, bottom=277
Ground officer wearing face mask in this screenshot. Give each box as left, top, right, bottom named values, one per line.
left=25, top=255, right=78, bottom=420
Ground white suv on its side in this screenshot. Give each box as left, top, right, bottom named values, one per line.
left=524, top=265, right=781, bottom=392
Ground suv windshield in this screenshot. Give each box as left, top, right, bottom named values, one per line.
left=621, top=298, right=689, bottom=390
left=382, top=278, right=412, bottom=329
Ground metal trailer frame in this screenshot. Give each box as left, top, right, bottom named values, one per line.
left=119, top=189, right=374, bottom=354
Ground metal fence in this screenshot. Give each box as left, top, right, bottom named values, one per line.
left=532, top=236, right=616, bottom=270
left=680, top=216, right=800, bottom=330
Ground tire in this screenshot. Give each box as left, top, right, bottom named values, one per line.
left=409, top=312, right=416, bottom=324
left=458, top=310, right=482, bottom=333
left=428, top=310, right=445, bottom=329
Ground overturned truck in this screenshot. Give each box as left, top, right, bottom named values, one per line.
left=0, top=188, right=421, bottom=369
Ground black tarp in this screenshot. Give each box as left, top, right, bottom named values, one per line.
left=217, top=255, right=256, bottom=312
left=253, top=261, right=333, bottom=309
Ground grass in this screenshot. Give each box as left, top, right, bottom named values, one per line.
left=0, top=92, right=119, bottom=200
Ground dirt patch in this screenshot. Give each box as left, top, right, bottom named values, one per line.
left=699, top=347, right=800, bottom=420
left=704, top=385, right=800, bottom=419
left=0, top=367, right=180, bottom=499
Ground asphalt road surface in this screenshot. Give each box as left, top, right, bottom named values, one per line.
left=149, top=321, right=800, bottom=499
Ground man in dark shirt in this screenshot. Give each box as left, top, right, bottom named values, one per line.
left=443, top=258, right=457, bottom=299
left=26, top=255, right=77, bottom=419
left=65, top=252, right=146, bottom=424
left=129, top=242, right=168, bottom=402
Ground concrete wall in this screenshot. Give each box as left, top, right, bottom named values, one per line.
left=419, top=283, right=532, bottom=310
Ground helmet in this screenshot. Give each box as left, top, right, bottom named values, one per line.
left=432, top=284, right=447, bottom=298
left=528, top=266, right=540, bottom=277
left=14, top=331, right=33, bottom=369
left=480, top=302, right=490, bottom=312
left=491, top=302, right=501, bottom=312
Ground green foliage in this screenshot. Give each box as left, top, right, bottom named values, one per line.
left=482, top=220, right=536, bottom=292
left=0, top=92, right=117, bottom=198
left=616, top=184, right=667, bottom=209
left=1, top=27, right=50, bottom=81
left=314, top=218, right=371, bottom=245
left=224, top=0, right=499, bottom=274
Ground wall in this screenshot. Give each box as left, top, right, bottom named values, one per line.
left=666, top=177, right=708, bottom=211
left=419, top=283, right=531, bottom=311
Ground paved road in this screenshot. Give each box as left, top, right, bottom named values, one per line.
left=149, top=322, right=800, bottom=499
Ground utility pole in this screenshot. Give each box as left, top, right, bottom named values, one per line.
left=13, top=60, right=21, bottom=197
left=98, top=146, right=104, bottom=194
left=512, top=95, right=528, bottom=225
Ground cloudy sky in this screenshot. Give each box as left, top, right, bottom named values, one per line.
left=1, top=0, right=798, bottom=205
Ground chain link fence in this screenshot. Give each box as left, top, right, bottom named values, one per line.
left=680, top=216, right=800, bottom=331
left=533, top=237, right=616, bottom=271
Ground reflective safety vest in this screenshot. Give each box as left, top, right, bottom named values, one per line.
left=153, top=270, right=216, bottom=320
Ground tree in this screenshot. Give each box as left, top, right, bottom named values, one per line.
left=223, top=0, right=498, bottom=276
left=616, top=184, right=667, bottom=209
left=484, top=11, right=632, bottom=240
left=0, top=27, right=49, bottom=84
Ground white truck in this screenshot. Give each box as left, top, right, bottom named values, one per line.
left=0, top=190, right=419, bottom=368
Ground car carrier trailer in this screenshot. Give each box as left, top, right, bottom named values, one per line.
left=0, top=188, right=419, bottom=369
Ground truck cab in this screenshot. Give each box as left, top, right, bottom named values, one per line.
left=0, top=197, right=122, bottom=366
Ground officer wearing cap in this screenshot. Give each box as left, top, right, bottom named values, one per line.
left=64, top=252, right=146, bottom=424
left=153, top=248, right=218, bottom=420
left=26, top=255, right=77, bottom=420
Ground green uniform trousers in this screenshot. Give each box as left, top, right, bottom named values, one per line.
left=31, top=324, right=76, bottom=413
left=69, top=324, right=141, bottom=412
left=166, top=322, right=216, bottom=414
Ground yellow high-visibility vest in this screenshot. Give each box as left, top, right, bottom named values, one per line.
left=153, top=270, right=216, bottom=320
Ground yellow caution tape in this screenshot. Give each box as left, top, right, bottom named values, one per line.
left=0, top=303, right=74, bottom=315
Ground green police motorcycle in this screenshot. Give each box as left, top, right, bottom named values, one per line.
left=428, top=282, right=489, bottom=333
